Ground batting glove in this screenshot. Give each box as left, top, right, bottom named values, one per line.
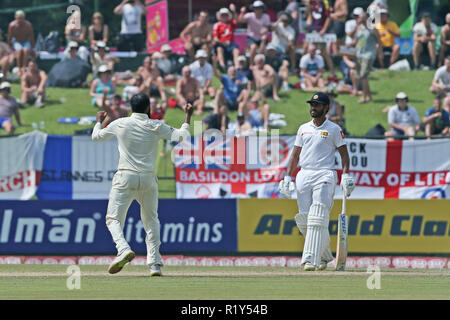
left=340, top=173, right=355, bottom=197
left=278, top=176, right=295, bottom=198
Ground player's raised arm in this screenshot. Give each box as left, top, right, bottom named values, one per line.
left=158, top=103, right=193, bottom=141
left=92, top=111, right=116, bottom=141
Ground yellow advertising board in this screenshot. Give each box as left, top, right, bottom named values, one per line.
left=238, top=199, right=450, bottom=254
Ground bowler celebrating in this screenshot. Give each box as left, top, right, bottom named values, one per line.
left=279, top=92, right=355, bottom=271
left=92, top=93, right=193, bottom=276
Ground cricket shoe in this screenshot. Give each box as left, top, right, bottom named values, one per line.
left=303, top=262, right=316, bottom=271
left=149, top=264, right=163, bottom=277
left=107, top=249, right=135, bottom=274
left=317, top=260, right=330, bottom=271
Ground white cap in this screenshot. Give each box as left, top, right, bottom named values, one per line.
left=195, top=49, right=208, bottom=58
left=96, top=41, right=106, bottom=48
left=266, top=43, right=276, bottom=51
left=0, top=82, right=11, bottom=90
left=380, top=8, right=389, bottom=14
left=161, top=44, right=172, bottom=52
left=98, top=65, right=110, bottom=73
left=252, top=1, right=265, bottom=8
left=352, top=7, right=364, bottom=16
left=0, top=72, right=3, bottom=79
left=255, top=53, right=265, bottom=62
left=152, top=51, right=163, bottom=59
left=15, top=10, right=25, bottom=18
left=396, top=92, right=408, bottom=99
left=237, top=55, right=247, bottom=62
left=68, top=41, right=78, bottom=48
left=219, top=8, right=231, bottom=16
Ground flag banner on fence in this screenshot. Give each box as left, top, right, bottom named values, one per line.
left=36, top=135, right=119, bottom=200
left=0, top=131, right=47, bottom=200
left=173, top=136, right=450, bottom=199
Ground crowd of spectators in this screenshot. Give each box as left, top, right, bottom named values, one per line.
left=0, top=0, right=449, bottom=139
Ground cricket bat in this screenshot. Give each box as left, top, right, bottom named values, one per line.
left=335, top=194, right=348, bottom=271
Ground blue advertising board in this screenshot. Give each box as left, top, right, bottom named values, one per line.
left=0, top=199, right=237, bottom=254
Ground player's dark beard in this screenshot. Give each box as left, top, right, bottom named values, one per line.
left=311, top=109, right=325, bottom=118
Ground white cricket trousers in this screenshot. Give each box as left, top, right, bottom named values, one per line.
left=106, top=169, right=162, bottom=267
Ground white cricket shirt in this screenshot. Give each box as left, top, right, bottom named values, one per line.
left=92, top=113, right=189, bottom=173
left=294, top=119, right=346, bottom=170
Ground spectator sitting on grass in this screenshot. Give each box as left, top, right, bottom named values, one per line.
left=268, top=11, right=296, bottom=74
left=242, top=90, right=269, bottom=131
left=438, top=13, right=450, bottom=67
left=252, top=54, right=280, bottom=101
left=114, top=0, right=146, bottom=52
left=202, top=105, right=229, bottom=135
left=0, top=82, right=22, bottom=135
left=0, top=29, right=15, bottom=79
left=157, top=44, right=183, bottom=83
left=88, top=12, right=109, bottom=50
left=180, top=10, right=212, bottom=61
left=176, top=66, right=204, bottom=115
left=265, top=44, right=290, bottom=91
left=7, top=10, right=35, bottom=76
left=213, top=6, right=240, bottom=71
left=21, top=60, right=47, bottom=108
left=430, top=55, right=450, bottom=95
left=189, top=49, right=215, bottom=99
left=90, top=65, right=117, bottom=108
left=148, top=96, right=166, bottom=121
left=90, top=42, right=119, bottom=79
left=229, top=112, right=254, bottom=137
left=100, top=93, right=130, bottom=128
left=123, top=74, right=144, bottom=103
left=299, top=44, right=325, bottom=91
left=65, top=10, right=89, bottom=62
left=412, top=12, right=438, bottom=70
left=325, top=90, right=345, bottom=129
left=384, top=92, right=420, bottom=140
left=236, top=56, right=254, bottom=92
left=421, top=95, right=450, bottom=139
left=237, top=1, right=271, bottom=65
left=137, top=56, right=167, bottom=102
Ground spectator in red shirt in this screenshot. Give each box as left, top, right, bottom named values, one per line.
left=213, top=6, right=240, bottom=71
left=148, top=96, right=166, bottom=121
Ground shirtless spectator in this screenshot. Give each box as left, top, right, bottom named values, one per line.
left=21, top=60, right=47, bottom=108
left=0, top=82, right=22, bottom=135
left=430, top=56, right=450, bottom=95
left=413, top=12, right=438, bottom=70
left=100, top=93, right=130, bottom=128
left=237, top=1, right=271, bottom=65
left=90, top=42, right=119, bottom=78
left=230, top=113, right=254, bottom=137
left=329, top=0, right=348, bottom=54
left=137, top=56, right=167, bottom=102
left=251, top=54, right=280, bottom=100
left=213, top=6, right=239, bottom=71
left=123, top=74, right=144, bottom=103
left=439, top=13, right=450, bottom=67
left=0, top=29, right=14, bottom=79
left=7, top=10, right=35, bottom=76
left=189, top=49, right=215, bottom=99
left=180, top=10, right=212, bottom=60
left=299, top=44, right=325, bottom=91
left=176, top=66, right=204, bottom=114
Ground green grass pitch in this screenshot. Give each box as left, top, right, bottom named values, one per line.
left=0, top=265, right=448, bottom=300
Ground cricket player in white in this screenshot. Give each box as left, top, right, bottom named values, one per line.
left=279, top=92, right=355, bottom=271
left=92, top=93, right=193, bottom=276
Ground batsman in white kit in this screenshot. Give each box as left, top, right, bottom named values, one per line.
left=279, top=92, right=355, bottom=271
left=92, top=93, right=193, bottom=276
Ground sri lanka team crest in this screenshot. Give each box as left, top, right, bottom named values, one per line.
left=320, top=130, right=329, bottom=138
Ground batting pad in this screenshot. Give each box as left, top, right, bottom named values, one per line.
left=294, top=212, right=308, bottom=236
left=302, top=203, right=330, bottom=267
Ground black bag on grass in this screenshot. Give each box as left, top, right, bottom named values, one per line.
left=48, top=58, right=90, bottom=88
left=366, top=124, right=386, bottom=137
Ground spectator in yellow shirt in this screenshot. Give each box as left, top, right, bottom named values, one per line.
left=376, top=9, right=400, bottom=68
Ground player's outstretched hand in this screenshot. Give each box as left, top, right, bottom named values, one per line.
left=278, top=176, right=295, bottom=198
left=340, top=173, right=355, bottom=197
left=184, top=103, right=194, bottom=116
left=96, top=111, right=107, bottom=123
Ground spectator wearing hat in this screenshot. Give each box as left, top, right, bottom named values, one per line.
left=65, top=10, right=89, bottom=62
left=236, top=56, right=254, bottom=92
left=299, top=43, right=326, bottom=91
left=7, top=10, right=35, bottom=76
left=90, top=42, right=119, bottom=78
left=90, top=65, right=117, bottom=108
left=268, top=11, right=296, bottom=74
left=180, top=10, right=212, bottom=61
left=157, top=44, right=183, bottom=82
left=0, top=82, right=22, bottom=135
left=213, top=5, right=240, bottom=71
left=329, top=0, right=348, bottom=54
left=63, top=41, right=82, bottom=61
left=439, top=13, right=450, bottom=67
left=21, top=59, right=47, bottom=108
left=89, top=12, right=110, bottom=50
left=189, top=49, right=215, bottom=99
left=251, top=54, right=280, bottom=101
left=0, top=29, right=14, bottom=79
left=430, top=55, right=450, bottom=95
left=344, top=7, right=363, bottom=47
left=413, top=12, right=438, bottom=70
left=421, top=95, right=450, bottom=139
left=265, top=44, right=290, bottom=91
left=325, top=90, right=345, bottom=129
left=237, top=1, right=271, bottom=65
left=100, top=93, right=130, bottom=128
left=137, top=56, right=167, bottom=103
left=376, top=9, right=400, bottom=68
left=176, top=66, right=205, bottom=115
left=384, top=92, right=421, bottom=139
left=114, top=0, right=146, bottom=52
